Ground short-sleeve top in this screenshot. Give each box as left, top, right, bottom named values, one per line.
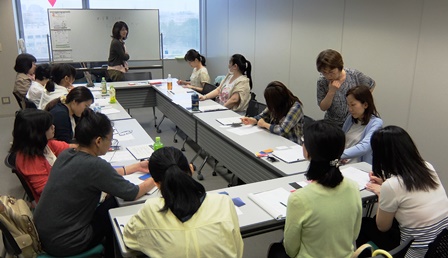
left=218, top=73, right=251, bottom=113
left=316, top=68, right=375, bottom=127
left=34, top=149, right=139, bottom=256
left=189, top=67, right=210, bottom=88
left=26, top=81, right=45, bottom=107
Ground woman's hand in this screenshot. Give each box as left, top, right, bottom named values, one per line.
left=137, top=160, right=149, bottom=173
left=257, top=118, right=270, bottom=129
left=199, top=95, right=207, bottom=101
left=369, top=171, right=384, bottom=185
left=366, top=182, right=381, bottom=196
left=240, top=117, right=257, bottom=125
left=177, top=79, right=185, bottom=85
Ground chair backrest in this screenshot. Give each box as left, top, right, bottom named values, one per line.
left=366, top=237, right=415, bottom=258
left=124, top=71, right=152, bottom=81
left=4, top=153, right=36, bottom=203
left=303, top=115, right=315, bottom=129
left=425, top=228, right=448, bottom=258
left=24, top=98, right=37, bottom=109
left=202, top=83, right=217, bottom=95
left=12, top=92, right=25, bottom=110
left=0, top=220, right=22, bottom=256
left=246, top=100, right=267, bottom=117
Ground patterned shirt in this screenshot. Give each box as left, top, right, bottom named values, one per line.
left=254, top=101, right=304, bottom=144
left=317, top=68, right=375, bottom=127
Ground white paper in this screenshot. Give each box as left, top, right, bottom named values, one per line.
left=247, top=187, right=290, bottom=220
left=216, top=116, right=243, bottom=125
left=227, top=125, right=263, bottom=136
left=126, top=144, right=154, bottom=160
left=341, top=167, right=370, bottom=190
left=113, top=133, right=135, bottom=142
left=101, top=108, right=120, bottom=115
left=100, top=150, right=136, bottom=163
left=272, top=148, right=305, bottom=163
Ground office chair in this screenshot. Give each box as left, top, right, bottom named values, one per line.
left=245, top=100, right=267, bottom=117
left=13, top=92, right=25, bottom=110
left=24, top=98, right=37, bottom=109
left=363, top=237, right=414, bottom=258
left=425, top=228, right=448, bottom=258
left=124, top=71, right=152, bottom=81
left=303, top=115, right=315, bottom=129
left=0, top=220, right=104, bottom=258
left=4, top=153, right=37, bottom=205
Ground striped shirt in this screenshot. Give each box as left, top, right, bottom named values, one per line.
left=254, top=101, right=304, bottom=144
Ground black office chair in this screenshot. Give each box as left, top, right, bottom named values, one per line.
left=24, top=98, right=37, bottom=109
left=4, top=153, right=36, bottom=204
left=363, top=237, right=414, bottom=258
left=303, top=115, right=315, bottom=129
left=245, top=100, right=267, bottom=117
left=425, top=228, right=448, bottom=258
left=124, top=71, right=152, bottom=81
left=202, top=83, right=217, bottom=96
left=13, top=92, right=25, bottom=110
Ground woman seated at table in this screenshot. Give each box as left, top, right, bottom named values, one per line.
left=34, top=109, right=154, bottom=257
left=341, top=85, right=382, bottom=164
left=359, top=126, right=448, bottom=257
left=26, top=63, right=51, bottom=108
left=177, top=49, right=210, bottom=92
left=199, top=54, right=252, bottom=114
left=13, top=53, right=36, bottom=98
left=9, top=109, right=76, bottom=202
left=45, top=86, right=94, bottom=143
left=39, top=63, right=76, bottom=109
left=280, top=120, right=362, bottom=258
left=241, top=81, right=304, bottom=144
left=124, top=147, right=244, bottom=258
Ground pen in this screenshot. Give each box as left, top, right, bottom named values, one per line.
left=280, top=202, right=287, bottom=207
left=169, top=90, right=175, bottom=95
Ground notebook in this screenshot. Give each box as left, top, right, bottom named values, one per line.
left=126, top=144, right=154, bottom=160
left=272, top=148, right=305, bottom=163
left=247, top=187, right=291, bottom=220
left=216, top=116, right=242, bottom=126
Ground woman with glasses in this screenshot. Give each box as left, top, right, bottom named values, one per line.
left=45, top=86, right=94, bottom=143
left=199, top=54, right=252, bottom=114
left=34, top=109, right=154, bottom=257
left=124, top=147, right=243, bottom=257
left=278, top=120, right=362, bottom=258
left=241, top=81, right=304, bottom=144
left=177, top=49, right=210, bottom=92
left=107, top=21, right=130, bottom=81
left=316, top=49, right=376, bottom=127
left=9, top=109, right=77, bottom=202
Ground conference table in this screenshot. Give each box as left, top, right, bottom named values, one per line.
left=109, top=162, right=376, bottom=258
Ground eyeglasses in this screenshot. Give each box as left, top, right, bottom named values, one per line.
left=113, top=128, right=133, bottom=136
left=111, top=138, right=119, bottom=147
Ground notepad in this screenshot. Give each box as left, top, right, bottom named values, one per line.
left=272, top=148, right=305, bottom=163
left=199, top=104, right=228, bottom=112
left=126, top=144, right=154, bottom=160
left=340, top=167, right=370, bottom=190
left=216, top=116, right=242, bottom=126
left=247, top=187, right=291, bottom=220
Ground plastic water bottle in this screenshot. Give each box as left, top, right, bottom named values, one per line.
left=93, top=103, right=102, bottom=113
left=101, top=77, right=107, bottom=95
left=109, top=84, right=116, bottom=103
left=167, top=74, right=173, bottom=90
left=191, top=93, right=199, bottom=111
left=153, top=137, right=164, bottom=151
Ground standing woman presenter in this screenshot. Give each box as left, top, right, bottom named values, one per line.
left=107, top=21, right=130, bottom=81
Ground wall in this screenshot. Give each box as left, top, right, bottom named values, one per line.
left=0, top=0, right=21, bottom=117
left=204, top=0, right=448, bottom=189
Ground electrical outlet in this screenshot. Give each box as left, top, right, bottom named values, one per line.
left=2, top=97, right=10, bottom=104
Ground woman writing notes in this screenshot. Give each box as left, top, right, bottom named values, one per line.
left=199, top=54, right=252, bottom=114
left=341, top=85, right=382, bottom=164
left=241, top=81, right=304, bottom=144
left=107, top=21, right=130, bottom=81
left=124, top=147, right=243, bottom=258
left=177, top=49, right=211, bottom=92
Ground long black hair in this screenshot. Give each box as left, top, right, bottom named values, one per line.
left=304, top=120, right=345, bottom=188
left=44, top=86, right=94, bottom=111
left=75, top=109, right=113, bottom=147
left=371, top=126, right=438, bottom=192
left=45, top=63, right=76, bottom=92
left=10, top=109, right=53, bottom=157
left=149, top=147, right=206, bottom=221
left=184, top=49, right=206, bottom=66
left=230, top=54, right=253, bottom=89
left=264, top=81, right=302, bottom=123
left=35, top=63, right=51, bottom=81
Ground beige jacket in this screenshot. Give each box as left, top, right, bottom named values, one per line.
left=218, top=73, right=251, bottom=113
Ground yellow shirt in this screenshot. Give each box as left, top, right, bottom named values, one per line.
left=123, top=193, right=244, bottom=258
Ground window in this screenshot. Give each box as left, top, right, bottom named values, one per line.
left=16, top=0, right=200, bottom=60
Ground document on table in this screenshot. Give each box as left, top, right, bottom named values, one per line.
left=123, top=172, right=158, bottom=195
left=100, top=150, right=136, bottom=163
left=199, top=104, right=228, bottom=112
left=340, top=167, right=370, bottom=190
left=227, top=125, right=263, bottom=136
left=101, top=107, right=120, bottom=115
left=247, top=187, right=291, bottom=220
left=126, top=144, right=154, bottom=160
left=216, top=116, right=243, bottom=126
left=272, top=147, right=305, bottom=163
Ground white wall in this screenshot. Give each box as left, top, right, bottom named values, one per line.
left=0, top=0, right=21, bottom=117
left=204, top=0, right=448, bottom=189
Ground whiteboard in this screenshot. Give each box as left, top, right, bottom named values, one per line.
left=48, top=9, right=160, bottom=62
